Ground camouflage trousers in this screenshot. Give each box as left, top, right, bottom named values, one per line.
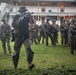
left=38, top=32, right=45, bottom=44
left=45, top=33, right=54, bottom=46
left=12, top=37, right=34, bottom=68
left=52, top=33, right=58, bottom=46
left=30, top=31, right=38, bottom=44
left=1, top=36, right=11, bottom=54
left=70, top=36, right=76, bottom=54
left=61, top=33, right=68, bottom=45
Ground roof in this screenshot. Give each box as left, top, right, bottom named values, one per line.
left=22, top=0, right=76, bottom=2
left=0, top=0, right=76, bottom=3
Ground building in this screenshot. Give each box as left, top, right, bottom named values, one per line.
left=0, top=0, right=76, bottom=25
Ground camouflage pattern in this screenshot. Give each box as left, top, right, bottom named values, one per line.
left=64, top=21, right=69, bottom=45
left=60, top=20, right=68, bottom=45
left=1, top=22, right=12, bottom=54
left=38, top=23, right=45, bottom=44
left=30, top=23, right=38, bottom=44
left=68, top=19, right=76, bottom=54
left=12, top=6, right=34, bottom=69
left=51, top=20, right=59, bottom=46
left=60, top=22, right=65, bottom=45
left=44, top=20, right=54, bottom=46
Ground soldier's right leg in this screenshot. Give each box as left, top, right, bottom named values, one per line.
left=1, top=38, right=6, bottom=54
left=42, top=34, right=44, bottom=44
left=7, top=38, right=12, bottom=54
left=74, top=42, right=76, bottom=53
left=38, top=33, right=41, bottom=44
left=65, top=35, right=68, bottom=46
left=49, top=33, right=54, bottom=46
left=53, top=34, right=55, bottom=45
left=75, top=42, right=76, bottom=51
left=34, top=36, right=38, bottom=45
left=12, top=37, right=23, bottom=69
left=46, top=34, right=48, bottom=46
left=61, top=34, right=63, bottom=45
left=70, top=43, right=74, bottom=54
left=23, top=39, right=35, bottom=70
left=54, top=34, right=57, bottom=45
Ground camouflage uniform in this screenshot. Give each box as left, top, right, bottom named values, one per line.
left=12, top=6, right=35, bottom=69
left=1, top=19, right=12, bottom=54
left=64, top=22, right=69, bottom=45
left=60, top=20, right=68, bottom=45
left=44, top=19, right=54, bottom=46
left=69, top=19, right=76, bottom=54
left=30, top=23, right=38, bottom=44
left=38, top=23, right=45, bottom=44
left=60, top=22, right=65, bottom=45
left=51, top=20, right=59, bottom=46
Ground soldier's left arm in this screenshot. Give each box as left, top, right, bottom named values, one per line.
left=28, top=12, right=34, bottom=24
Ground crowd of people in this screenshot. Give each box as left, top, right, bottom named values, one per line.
left=0, top=6, right=76, bottom=70
left=29, top=17, right=76, bottom=55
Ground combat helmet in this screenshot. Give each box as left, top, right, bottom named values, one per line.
left=18, top=6, right=28, bottom=12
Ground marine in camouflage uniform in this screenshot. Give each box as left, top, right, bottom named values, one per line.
left=38, top=22, right=45, bottom=44
left=68, top=20, right=72, bottom=47
left=60, top=20, right=69, bottom=46
left=1, top=19, right=12, bottom=54
left=69, top=19, right=76, bottom=54
left=12, top=6, right=35, bottom=69
left=64, top=21, right=69, bottom=46
left=51, top=19, right=59, bottom=46
left=44, top=18, right=54, bottom=46
left=60, top=20, right=65, bottom=45
left=30, top=22, right=38, bottom=45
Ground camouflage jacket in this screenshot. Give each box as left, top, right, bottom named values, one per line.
left=69, top=24, right=76, bottom=42
left=51, top=24, right=59, bottom=33
left=1, top=23, right=11, bottom=38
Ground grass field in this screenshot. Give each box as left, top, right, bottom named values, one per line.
left=0, top=35, right=76, bottom=75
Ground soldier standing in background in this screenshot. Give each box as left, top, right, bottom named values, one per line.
left=38, top=22, right=45, bottom=44
left=60, top=20, right=65, bottom=45
left=0, top=19, right=12, bottom=55
left=60, top=19, right=69, bottom=46
left=68, top=20, right=72, bottom=47
left=30, top=21, right=38, bottom=45
left=69, top=19, right=76, bottom=54
left=44, top=18, right=54, bottom=46
left=51, top=19, right=59, bottom=46
left=64, top=21, right=69, bottom=46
